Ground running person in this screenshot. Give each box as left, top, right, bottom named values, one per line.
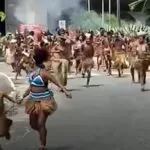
left=22, top=48, right=72, bottom=150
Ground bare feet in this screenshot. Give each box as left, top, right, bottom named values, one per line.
left=39, top=145, right=47, bottom=150
left=5, top=132, right=11, bottom=140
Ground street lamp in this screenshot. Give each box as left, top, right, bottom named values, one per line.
left=117, top=0, right=121, bottom=27
left=109, top=0, right=111, bottom=27
left=102, top=0, right=104, bottom=26
left=88, top=0, right=91, bottom=12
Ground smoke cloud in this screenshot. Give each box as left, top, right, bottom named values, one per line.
left=6, top=0, right=85, bottom=32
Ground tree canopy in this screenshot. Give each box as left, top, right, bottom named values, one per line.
left=0, top=11, right=6, bottom=22
left=70, top=11, right=127, bottom=31
left=129, top=0, right=150, bottom=13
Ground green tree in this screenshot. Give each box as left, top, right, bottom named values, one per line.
left=129, top=0, right=150, bottom=13
left=0, top=11, right=6, bottom=22
left=71, top=11, right=126, bottom=31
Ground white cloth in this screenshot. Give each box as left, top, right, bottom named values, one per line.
left=10, top=39, right=17, bottom=43
left=5, top=48, right=15, bottom=64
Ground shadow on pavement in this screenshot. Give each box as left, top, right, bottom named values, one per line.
left=47, top=146, right=72, bottom=150
left=32, top=146, right=73, bottom=150
left=82, top=84, right=104, bottom=88
left=113, top=74, right=130, bottom=78
left=67, top=88, right=82, bottom=92
left=142, top=88, right=150, bottom=92
left=68, top=76, right=83, bottom=80
left=14, top=81, right=26, bottom=85
left=132, top=81, right=140, bottom=84
left=68, top=75, right=100, bottom=80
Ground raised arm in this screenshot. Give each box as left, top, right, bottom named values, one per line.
left=42, top=71, right=72, bottom=99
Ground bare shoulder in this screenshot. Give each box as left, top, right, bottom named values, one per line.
left=0, top=90, right=4, bottom=95
left=40, top=69, right=53, bottom=79
left=0, top=91, right=5, bottom=98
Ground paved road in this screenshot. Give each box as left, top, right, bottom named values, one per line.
left=1, top=63, right=150, bottom=150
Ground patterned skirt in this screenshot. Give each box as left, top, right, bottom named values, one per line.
left=24, top=94, right=57, bottom=115
left=82, top=58, right=94, bottom=70
left=113, top=53, right=128, bottom=69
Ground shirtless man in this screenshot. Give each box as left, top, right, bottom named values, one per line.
left=113, top=34, right=126, bottom=53
left=15, top=50, right=35, bottom=80
left=129, top=36, right=139, bottom=82
left=103, top=34, right=112, bottom=75
left=64, top=34, right=74, bottom=73
left=94, top=35, right=104, bottom=70
left=112, top=34, right=127, bottom=77
left=50, top=37, right=69, bottom=87
left=81, top=34, right=94, bottom=86
left=73, top=33, right=86, bottom=74
left=136, top=35, right=149, bottom=91
left=137, top=35, right=149, bottom=58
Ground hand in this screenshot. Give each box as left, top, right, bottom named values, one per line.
left=65, top=92, right=72, bottom=99
left=17, top=99, right=23, bottom=105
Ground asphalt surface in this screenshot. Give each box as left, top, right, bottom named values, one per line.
left=1, top=63, right=150, bottom=150
left=0, top=57, right=5, bottom=62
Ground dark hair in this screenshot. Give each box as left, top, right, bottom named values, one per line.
left=40, top=41, right=45, bottom=47
left=76, top=36, right=79, bottom=41
left=80, top=33, right=86, bottom=41
left=29, top=31, right=34, bottom=36
left=33, top=48, right=49, bottom=67
left=107, top=31, right=112, bottom=36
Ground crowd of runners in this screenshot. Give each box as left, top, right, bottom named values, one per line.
left=0, top=26, right=150, bottom=149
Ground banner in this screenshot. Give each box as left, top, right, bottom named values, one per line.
left=58, top=20, right=66, bottom=29
left=18, top=24, right=44, bottom=34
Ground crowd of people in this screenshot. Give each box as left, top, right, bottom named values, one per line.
left=0, top=27, right=150, bottom=149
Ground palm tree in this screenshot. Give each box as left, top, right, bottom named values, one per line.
left=0, top=11, right=6, bottom=22
left=128, top=0, right=150, bottom=13
left=128, top=0, right=150, bottom=25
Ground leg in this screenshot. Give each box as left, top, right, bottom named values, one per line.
left=138, top=70, right=140, bottom=83
left=117, top=62, right=122, bottom=77
left=76, top=59, right=81, bottom=74
left=15, top=68, right=20, bottom=80
left=61, top=59, right=68, bottom=86
left=121, top=64, right=124, bottom=75
left=11, top=63, right=16, bottom=72
left=5, top=118, right=13, bottom=140
left=140, top=69, right=145, bottom=91
left=118, top=67, right=121, bottom=77
left=68, top=60, right=71, bottom=74
left=107, top=58, right=112, bottom=75
left=143, top=70, right=146, bottom=85
left=29, top=114, right=38, bottom=131
left=86, top=68, right=91, bottom=87
left=97, top=56, right=100, bottom=71
left=23, top=66, right=29, bottom=76
left=130, top=67, right=135, bottom=82
left=37, top=111, right=49, bottom=149
left=15, top=65, right=22, bottom=80
left=82, top=67, right=86, bottom=78
left=105, top=59, right=108, bottom=72
left=101, top=54, right=105, bottom=68
left=81, top=61, right=85, bottom=78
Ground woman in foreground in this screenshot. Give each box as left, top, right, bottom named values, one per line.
left=22, top=48, right=72, bottom=150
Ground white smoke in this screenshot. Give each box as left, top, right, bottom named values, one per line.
left=12, top=0, right=83, bottom=31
